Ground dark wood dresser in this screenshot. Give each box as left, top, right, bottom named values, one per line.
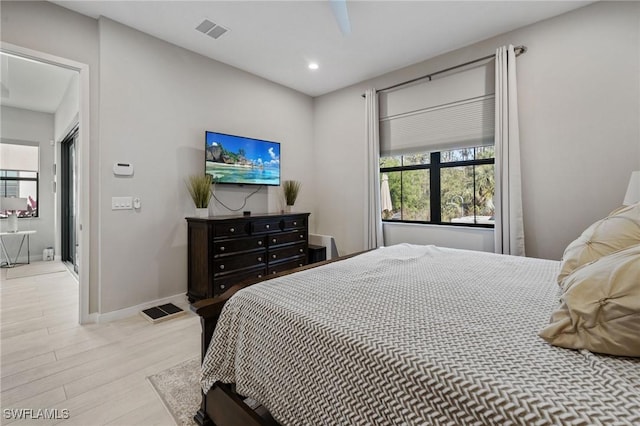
left=186, top=212, right=310, bottom=302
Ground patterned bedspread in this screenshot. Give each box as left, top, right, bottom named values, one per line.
left=201, top=244, right=640, bottom=425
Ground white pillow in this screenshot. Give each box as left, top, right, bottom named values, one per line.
left=540, top=244, right=640, bottom=357
left=557, top=202, right=640, bottom=285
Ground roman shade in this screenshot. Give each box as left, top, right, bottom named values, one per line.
left=0, top=142, right=39, bottom=172
left=379, top=63, right=495, bottom=156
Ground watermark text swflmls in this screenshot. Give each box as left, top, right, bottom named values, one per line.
left=3, top=408, right=70, bottom=420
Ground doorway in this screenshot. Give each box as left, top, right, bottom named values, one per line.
left=1, top=42, right=91, bottom=323
left=61, top=127, right=79, bottom=274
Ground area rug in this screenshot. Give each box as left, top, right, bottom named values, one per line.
left=147, top=357, right=200, bottom=426
left=6, top=261, right=68, bottom=279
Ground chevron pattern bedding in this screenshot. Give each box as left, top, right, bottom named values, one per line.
left=201, top=244, right=640, bottom=425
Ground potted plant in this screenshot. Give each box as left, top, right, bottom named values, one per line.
left=186, top=174, right=213, bottom=217
left=283, top=180, right=301, bottom=212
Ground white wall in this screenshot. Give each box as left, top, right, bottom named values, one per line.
left=54, top=72, right=79, bottom=142
left=0, top=106, right=56, bottom=261
left=97, top=18, right=315, bottom=313
left=383, top=223, right=494, bottom=253
left=314, top=1, right=640, bottom=260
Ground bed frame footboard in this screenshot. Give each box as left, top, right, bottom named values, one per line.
left=191, top=251, right=367, bottom=426
left=192, top=283, right=265, bottom=426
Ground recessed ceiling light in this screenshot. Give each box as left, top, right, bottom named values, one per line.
left=308, top=62, right=319, bottom=70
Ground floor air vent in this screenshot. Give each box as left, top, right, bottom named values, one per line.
left=141, top=303, right=185, bottom=323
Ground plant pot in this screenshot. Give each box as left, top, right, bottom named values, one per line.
left=195, top=207, right=209, bottom=218
left=284, top=205, right=294, bottom=213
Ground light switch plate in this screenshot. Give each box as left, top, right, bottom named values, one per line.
left=112, top=196, right=133, bottom=210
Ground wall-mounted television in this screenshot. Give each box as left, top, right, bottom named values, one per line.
left=205, top=131, right=280, bottom=186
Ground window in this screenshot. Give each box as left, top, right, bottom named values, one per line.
left=380, top=146, right=494, bottom=227
left=377, top=62, right=496, bottom=227
left=0, top=143, right=39, bottom=218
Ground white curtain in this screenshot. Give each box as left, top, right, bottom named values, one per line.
left=494, top=45, right=525, bottom=256
left=364, top=88, right=383, bottom=250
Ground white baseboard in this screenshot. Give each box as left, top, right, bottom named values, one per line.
left=81, top=312, right=98, bottom=324
left=2, top=254, right=45, bottom=264
left=96, top=293, right=190, bottom=323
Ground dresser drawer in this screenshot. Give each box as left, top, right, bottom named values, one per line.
left=268, top=230, right=307, bottom=247
left=268, top=256, right=306, bottom=275
left=213, top=251, right=266, bottom=274
left=282, top=216, right=306, bottom=230
left=187, top=213, right=310, bottom=303
left=214, top=236, right=266, bottom=255
left=214, top=222, right=249, bottom=238
left=251, top=219, right=283, bottom=234
left=269, top=243, right=306, bottom=262
left=215, top=267, right=267, bottom=294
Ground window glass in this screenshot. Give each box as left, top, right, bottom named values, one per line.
left=441, top=147, right=475, bottom=163
left=0, top=179, right=38, bottom=218
left=380, top=156, right=401, bottom=168
left=441, top=166, right=473, bottom=223
left=379, top=145, right=494, bottom=227
left=441, top=164, right=495, bottom=225
left=474, top=164, right=495, bottom=223
left=476, top=146, right=495, bottom=160
left=401, top=169, right=430, bottom=221
left=402, top=153, right=430, bottom=166
left=380, top=171, right=401, bottom=220
left=1, top=143, right=39, bottom=218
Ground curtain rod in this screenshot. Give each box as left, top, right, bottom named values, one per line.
left=361, top=45, right=527, bottom=98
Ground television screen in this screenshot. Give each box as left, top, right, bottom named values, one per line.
left=205, top=131, right=281, bottom=186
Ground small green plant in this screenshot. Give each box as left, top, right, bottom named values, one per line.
left=283, top=180, right=301, bottom=206
left=186, top=174, right=213, bottom=208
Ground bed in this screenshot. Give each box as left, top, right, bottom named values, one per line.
left=192, top=243, right=640, bottom=425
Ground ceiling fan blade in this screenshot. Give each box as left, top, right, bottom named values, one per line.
left=329, top=0, right=351, bottom=35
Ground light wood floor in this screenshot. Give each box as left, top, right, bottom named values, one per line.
left=1, top=262, right=201, bottom=425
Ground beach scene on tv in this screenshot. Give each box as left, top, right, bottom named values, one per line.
left=206, top=132, right=280, bottom=186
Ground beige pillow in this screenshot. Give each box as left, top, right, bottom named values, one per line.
left=557, top=202, right=640, bottom=284
left=540, top=244, right=640, bottom=357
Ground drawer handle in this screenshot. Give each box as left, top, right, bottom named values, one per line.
left=220, top=284, right=226, bottom=290
left=230, top=227, right=235, bottom=233
left=293, top=221, right=297, bottom=226
left=220, top=246, right=225, bottom=252
left=272, top=254, right=277, bottom=259
left=299, top=235, right=304, bottom=239
left=299, top=248, right=304, bottom=253
left=219, top=264, right=225, bottom=270
left=266, top=224, right=270, bottom=229
left=258, top=240, right=263, bottom=246
left=272, top=238, right=277, bottom=243
left=272, top=271, right=277, bottom=275
left=299, top=263, right=303, bottom=267
left=258, top=274, right=263, bottom=278
left=257, top=257, right=262, bottom=262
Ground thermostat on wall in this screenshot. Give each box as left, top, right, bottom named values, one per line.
left=113, top=162, right=134, bottom=176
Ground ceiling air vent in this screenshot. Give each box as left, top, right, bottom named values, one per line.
left=196, top=19, right=229, bottom=40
